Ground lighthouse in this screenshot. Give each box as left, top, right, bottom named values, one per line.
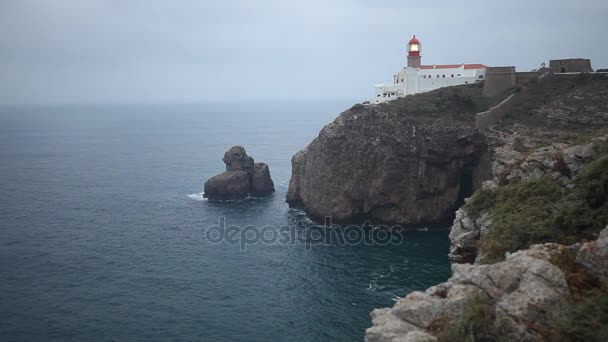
left=372, top=34, right=487, bottom=103
left=407, top=35, right=421, bottom=68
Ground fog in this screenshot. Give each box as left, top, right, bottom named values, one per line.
left=1, top=0, right=606, bottom=104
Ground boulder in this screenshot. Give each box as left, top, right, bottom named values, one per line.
left=251, top=163, right=275, bottom=195
left=203, top=171, right=250, bottom=200
left=203, top=146, right=275, bottom=199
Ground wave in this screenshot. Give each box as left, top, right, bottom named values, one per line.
left=186, top=193, right=271, bottom=202
left=186, top=193, right=207, bottom=201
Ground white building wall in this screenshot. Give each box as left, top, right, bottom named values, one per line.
left=372, top=66, right=486, bottom=103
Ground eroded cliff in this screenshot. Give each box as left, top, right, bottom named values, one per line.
left=366, top=73, right=608, bottom=341
left=287, top=85, right=499, bottom=225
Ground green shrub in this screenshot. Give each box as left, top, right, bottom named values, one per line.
left=578, top=156, right=608, bottom=209
left=477, top=142, right=608, bottom=263
left=464, top=187, right=497, bottom=217
left=480, top=178, right=565, bottom=263
left=437, top=296, right=498, bottom=342
left=554, top=290, right=608, bottom=342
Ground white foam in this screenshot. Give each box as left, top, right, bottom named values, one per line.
left=187, top=193, right=207, bottom=201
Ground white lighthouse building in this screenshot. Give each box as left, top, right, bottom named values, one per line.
left=373, top=35, right=487, bottom=103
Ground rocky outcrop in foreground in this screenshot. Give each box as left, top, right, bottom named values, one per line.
left=286, top=96, right=492, bottom=225
left=204, top=146, right=275, bottom=199
left=449, top=138, right=605, bottom=264
left=366, top=226, right=608, bottom=342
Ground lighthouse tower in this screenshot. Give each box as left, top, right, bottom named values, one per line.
left=407, top=35, right=421, bottom=68
left=372, top=34, right=486, bottom=103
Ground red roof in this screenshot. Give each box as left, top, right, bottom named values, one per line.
left=420, top=64, right=487, bottom=70
left=408, top=35, right=420, bottom=44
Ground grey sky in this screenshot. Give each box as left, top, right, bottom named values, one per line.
left=1, top=0, right=606, bottom=104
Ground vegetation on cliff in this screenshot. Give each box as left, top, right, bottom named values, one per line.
left=474, top=141, right=608, bottom=263
left=380, top=82, right=502, bottom=123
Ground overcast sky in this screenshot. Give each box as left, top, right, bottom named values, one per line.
left=0, top=0, right=606, bottom=105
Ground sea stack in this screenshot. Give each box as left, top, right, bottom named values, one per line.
left=204, top=146, right=275, bottom=199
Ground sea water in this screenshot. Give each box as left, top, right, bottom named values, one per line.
left=0, top=102, right=451, bottom=341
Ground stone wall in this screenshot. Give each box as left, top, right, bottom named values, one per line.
left=476, top=72, right=550, bottom=130
left=482, top=66, right=516, bottom=97
left=515, top=71, right=541, bottom=84
left=475, top=93, right=519, bottom=130
left=550, top=58, right=593, bottom=73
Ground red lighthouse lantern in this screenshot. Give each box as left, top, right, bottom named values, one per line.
left=408, top=35, right=421, bottom=56
left=407, top=35, right=422, bottom=68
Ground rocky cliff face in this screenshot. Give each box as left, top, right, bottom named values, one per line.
left=287, top=86, right=496, bottom=225
left=366, top=227, right=608, bottom=342
left=449, top=139, right=603, bottom=264
left=366, top=74, right=608, bottom=341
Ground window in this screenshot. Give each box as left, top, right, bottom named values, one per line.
left=401, top=79, right=404, bottom=82
left=458, top=74, right=461, bottom=76
left=437, top=75, right=440, bottom=78
left=442, top=75, right=445, bottom=78
left=478, top=75, right=484, bottom=79
left=451, top=74, right=454, bottom=78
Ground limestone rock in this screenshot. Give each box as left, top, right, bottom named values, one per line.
left=203, top=171, right=250, bottom=200
left=366, top=242, right=572, bottom=342
left=251, top=163, right=275, bottom=195
left=576, top=225, right=608, bottom=282
left=448, top=207, right=492, bottom=263
left=204, top=146, right=275, bottom=199
left=562, top=143, right=595, bottom=175
left=286, top=104, right=490, bottom=225
left=450, top=140, right=604, bottom=264
left=223, top=146, right=254, bottom=172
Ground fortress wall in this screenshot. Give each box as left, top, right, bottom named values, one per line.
left=476, top=72, right=550, bottom=130
left=475, top=94, right=520, bottom=130
left=515, top=71, right=541, bottom=84
left=482, top=66, right=516, bottom=97
left=550, top=59, right=593, bottom=73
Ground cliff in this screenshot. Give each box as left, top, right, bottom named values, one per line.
left=286, top=84, right=500, bottom=225
left=285, top=72, right=608, bottom=341
left=365, top=73, right=608, bottom=341
left=287, top=73, right=608, bottom=227
left=366, top=137, right=608, bottom=341
left=366, top=227, right=608, bottom=342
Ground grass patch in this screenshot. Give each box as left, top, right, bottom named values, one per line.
left=379, top=83, right=505, bottom=122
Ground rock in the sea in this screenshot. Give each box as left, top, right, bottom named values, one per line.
left=223, top=146, right=254, bottom=173
left=251, top=163, right=275, bottom=195
left=204, top=146, right=274, bottom=199
left=204, top=170, right=250, bottom=200
left=286, top=103, right=490, bottom=225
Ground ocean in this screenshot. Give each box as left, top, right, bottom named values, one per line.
left=0, top=102, right=451, bottom=341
